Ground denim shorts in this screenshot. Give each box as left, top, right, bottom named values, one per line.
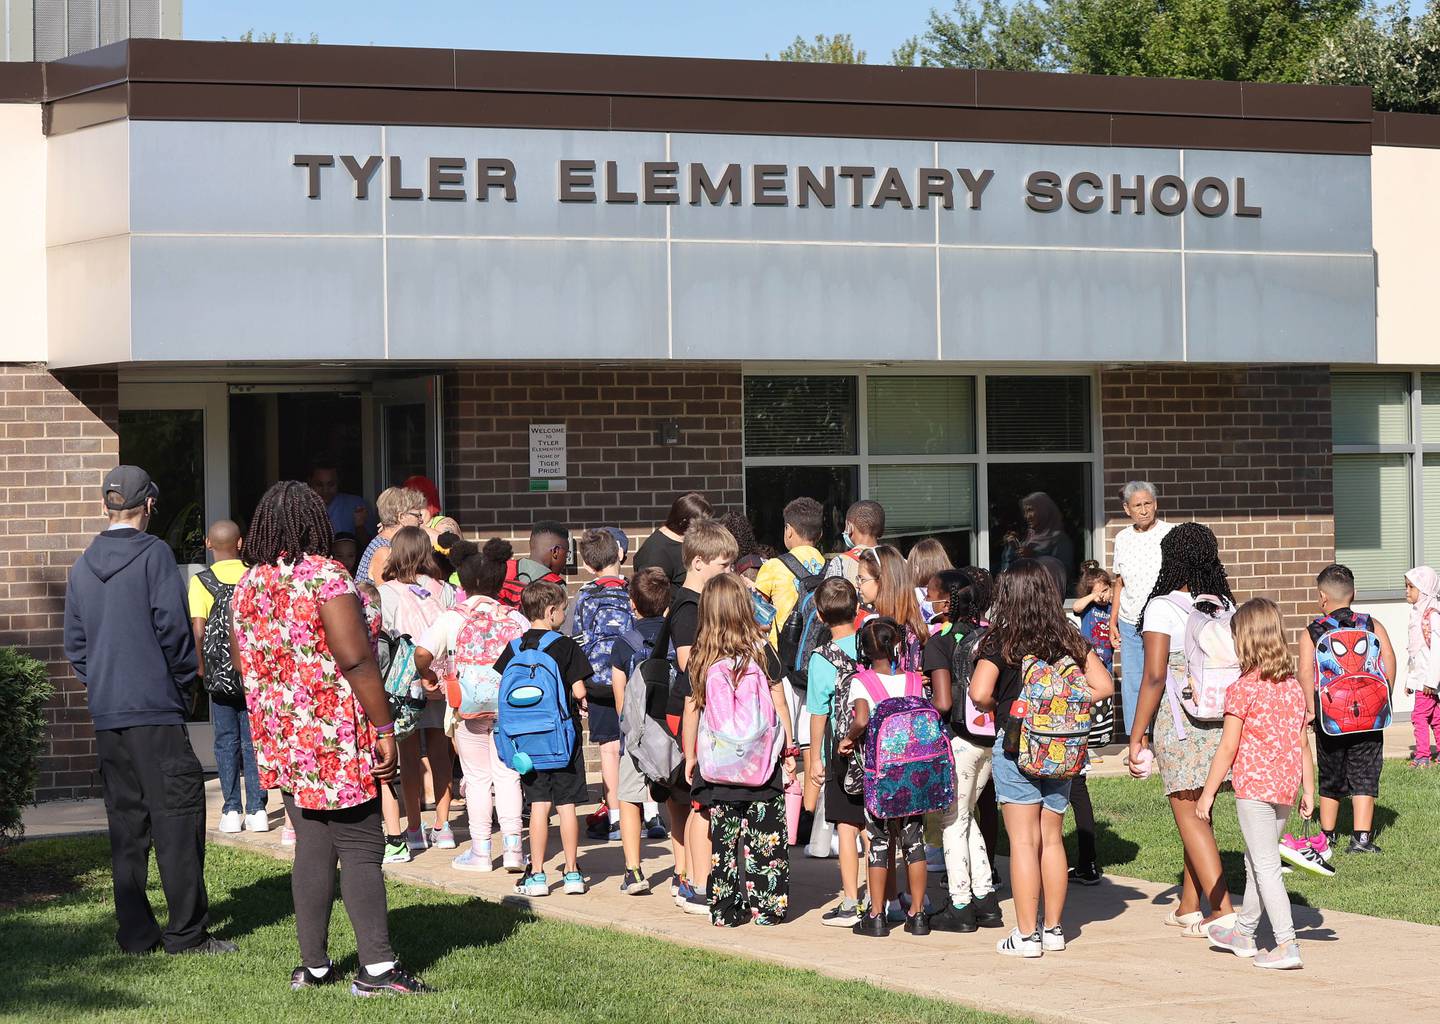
left=990, top=735, right=1071, bottom=815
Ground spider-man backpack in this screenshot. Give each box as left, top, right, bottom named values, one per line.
left=1313, top=613, right=1393, bottom=736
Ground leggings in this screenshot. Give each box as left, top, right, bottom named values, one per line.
left=1235, top=798, right=1295, bottom=946
left=1070, top=774, right=1097, bottom=865
left=453, top=720, right=523, bottom=841
left=283, top=792, right=393, bottom=969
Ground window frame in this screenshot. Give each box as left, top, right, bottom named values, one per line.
left=1332, top=370, right=1440, bottom=600
left=740, top=364, right=1103, bottom=569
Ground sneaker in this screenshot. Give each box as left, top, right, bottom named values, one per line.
left=644, top=816, right=669, bottom=840
left=1277, top=841, right=1337, bottom=878
left=903, top=912, right=931, bottom=936
left=997, top=927, right=1042, bottom=958
left=1041, top=926, right=1066, bottom=952
left=852, top=913, right=890, bottom=938
left=928, top=901, right=978, bottom=933
left=925, top=845, right=946, bottom=874
left=515, top=870, right=549, bottom=897
left=351, top=963, right=431, bottom=996
left=1282, top=830, right=1334, bottom=865
left=1408, top=755, right=1431, bottom=769
left=290, top=962, right=339, bottom=990
left=972, top=890, right=1004, bottom=929
left=501, top=834, right=525, bottom=873
left=429, top=823, right=456, bottom=850
left=821, top=900, right=861, bottom=928
left=245, top=810, right=270, bottom=833
left=683, top=887, right=710, bottom=915
left=451, top=842, right=492, bottom=872
left=585, top=803, right=610, bottom=829
left=1068, top=862, right=1103, bottom=886
left=383, top=837, right=411, bottom=864
left=1208, top=922, right=1258, bottom=958
left=586, top=818, right=613, bottom=841
left=885, top=892, right=932, bottom=924
left=563, top=870, right=587, bottom=895
left=404, top=828, right=428, bottom=853
left=218, top=810, right=243, bottom=833
left=674, top=879, right=694, bottom=907
left=620, top=868, right=651, bottom=895
left=173, top=935, right=238, bottom=955
left=1347, top=832, right=1382, bottom=854
left=1254, top=942, right=1304, bottom=970
left=280, top=827, right=296, bottom=847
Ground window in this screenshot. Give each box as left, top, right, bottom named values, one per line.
left=1331, top=372, right=1440, bottom=595
left=741, top=371, right=1097, bottom=572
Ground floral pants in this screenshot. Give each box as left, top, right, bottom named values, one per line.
left=708, top=794, right=789, bottom=927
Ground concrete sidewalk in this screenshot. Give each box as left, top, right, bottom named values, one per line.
left=25, top=772, right=1427, bottom=1024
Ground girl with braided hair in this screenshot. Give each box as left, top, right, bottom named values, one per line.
left=231, top=481, right=429, bottom=996
left=1127, top=521, right=1237, bottom=937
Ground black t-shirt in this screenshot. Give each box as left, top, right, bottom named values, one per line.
left=979, top=651, right=1024, bottom=732
left=664, top=587, right=702, bottom=716
left=633, top=530, right=687, bottom=591
left=692, top=645, right=787, bottom=805
left=493, top=629, right=594, bottom=736
left=923, top=622, right=986, bottom=743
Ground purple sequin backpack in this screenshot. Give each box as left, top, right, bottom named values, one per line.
left=856, top=670, right=955, bottom=819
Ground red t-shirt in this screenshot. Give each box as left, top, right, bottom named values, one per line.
left=1225, top=670, right=1308, bottom=805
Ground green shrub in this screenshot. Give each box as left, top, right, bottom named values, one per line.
left=0, top=647, right=53, bottom=845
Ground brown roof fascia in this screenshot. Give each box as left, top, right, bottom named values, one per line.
left=0, top=61, right=44, bottom=103
left=1373, top=110, right=1440, bottom=148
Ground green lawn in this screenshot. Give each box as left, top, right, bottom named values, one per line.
left=1080, top=761, right=1440, bottom=927
left=0, top=837, right=1024, bottom=1024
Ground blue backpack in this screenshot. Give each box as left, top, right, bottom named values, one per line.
left=495, top=631, right=576, bottom=772
left=574, top=578, right=635, bottom=685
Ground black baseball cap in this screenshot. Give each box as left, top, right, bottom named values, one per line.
left=102, top=465, right=159, bottom=511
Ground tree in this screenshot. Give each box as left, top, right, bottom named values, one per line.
left=223, top=29, right=320, bottom=44
left=770, top=33, right=867, bottom=64
left=1311, top=1, right=1440, bottom=112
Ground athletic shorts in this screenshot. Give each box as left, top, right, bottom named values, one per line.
left=586, top=703, right=621, bottom=745
left=519, top=744, right=590, bottom=806
left=823, top=772, right=866, bottom=828
left=1316, top=727, right=1382, bottom=800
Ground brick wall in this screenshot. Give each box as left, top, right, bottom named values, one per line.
left=443, top=364, right=744, bottom=536
left=1, top=365, right=118, bottom=800
left=1100, top=366, right=1334, bottom=641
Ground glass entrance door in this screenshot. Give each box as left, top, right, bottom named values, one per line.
left=118, top=383, right=230, bottom=770
left=374, top=375, right=443, bottom=504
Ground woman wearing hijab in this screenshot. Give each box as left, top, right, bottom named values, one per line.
left=1404, top=566, right=1440, bottom=766
left=1000, top=493, right=1075, bottom=590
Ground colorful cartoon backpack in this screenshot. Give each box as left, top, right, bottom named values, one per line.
left=856, top=670, right=954, bottom=818
left=445, top=597, right=527, bottom=719
left=574, top=577, right=634, bottom=685
left=697, top=657, right=785, bottom=787
left=495, top=631, right=576, bottom=772
left=1314, top=612, right=1392, bottom=736
left=1013, top=655, right=1092, bottom=780
left=1163, top=594, right=1241, bottom=727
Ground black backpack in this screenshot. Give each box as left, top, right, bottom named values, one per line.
left=775, top=553, right=824, bottom=683
left=196, top=570, right=244, bottom=701
left=948, top=622, right=990, bottom=731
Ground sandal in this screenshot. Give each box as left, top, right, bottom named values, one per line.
left=1182, top=912, right=1236, bottom=938
left=1164, top=909, right=1203, bottom=928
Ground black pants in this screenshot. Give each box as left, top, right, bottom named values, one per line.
left=283, top=793, right=394, bottom=968
left=96, top=725, right=210, bottom=954
left=1070, top=774, right=1098, bottom=864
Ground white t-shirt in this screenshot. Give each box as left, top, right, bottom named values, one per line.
left=847, top=671, right=915, bottom=709
left=1112, top=520, right=1174, bottom=624
left=1141, top=590, right=1193, bottom=658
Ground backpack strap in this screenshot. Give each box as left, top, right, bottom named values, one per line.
left=855, top=669, right=889, bottom=708
left=778, top=551, right=817, bottom=583
left=903, top=671, right=925, bottom=699
left=197, top=568, right=223, bottom=598
left=535, top=629, right=563, bottom=652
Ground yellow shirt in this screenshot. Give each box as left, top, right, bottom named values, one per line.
left=755, top=545, right=825, bottom=650
left=187, top=559, right=247, bottom=620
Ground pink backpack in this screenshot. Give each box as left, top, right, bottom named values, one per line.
left=445, top=597, right=527, bottom=719
left=697, top=657, right=784, bottom=787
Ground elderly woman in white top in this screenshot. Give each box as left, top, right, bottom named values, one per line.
left=1109, top=481, right=1173, bottom=736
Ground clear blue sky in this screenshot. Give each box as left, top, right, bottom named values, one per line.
left=183, top=1, right=942, bottom=63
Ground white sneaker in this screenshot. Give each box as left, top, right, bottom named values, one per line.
left=245, top=811, right=270, bottom=833
left=1042, top=926, right=1066, bottom=952
left=997, top=927, right=1043, bottom=958
left=218, top=811, right=243, bottom=834
left=451, top=842, right=492, bottom=872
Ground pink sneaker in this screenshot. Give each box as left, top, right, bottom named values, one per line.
left=1208, top=922, right=1257, bottom=958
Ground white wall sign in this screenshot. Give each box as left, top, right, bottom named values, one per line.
left=529, top=422, right=566, bottom=490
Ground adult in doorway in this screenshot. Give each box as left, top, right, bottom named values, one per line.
left=1109, top=481, right=1173, bottom=737
left=401, top=474, right=462, bottom=540
left=999, top=492, right=1075, bottom=591
left=633, top=492, right=712, bottom=592
left=356, top=486, right=426, bottom=585
left=1127, top=523, right=1237, bottom=936
left=63, top=465, right=233, bottom=956
left=230, top=480, right=428, bottom=995
left=309, top=459, right=372, bottom=549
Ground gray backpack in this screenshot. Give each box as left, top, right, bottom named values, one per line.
left=618, top=628, right=683, bottom=785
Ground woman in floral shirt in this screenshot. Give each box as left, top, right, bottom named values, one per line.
left=230, top=480, right=428, bottom=997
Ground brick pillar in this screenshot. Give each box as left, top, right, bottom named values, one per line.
left=0, top=365, right=118, bottom=800
left=1100, top=366, right=1334, bottom=642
